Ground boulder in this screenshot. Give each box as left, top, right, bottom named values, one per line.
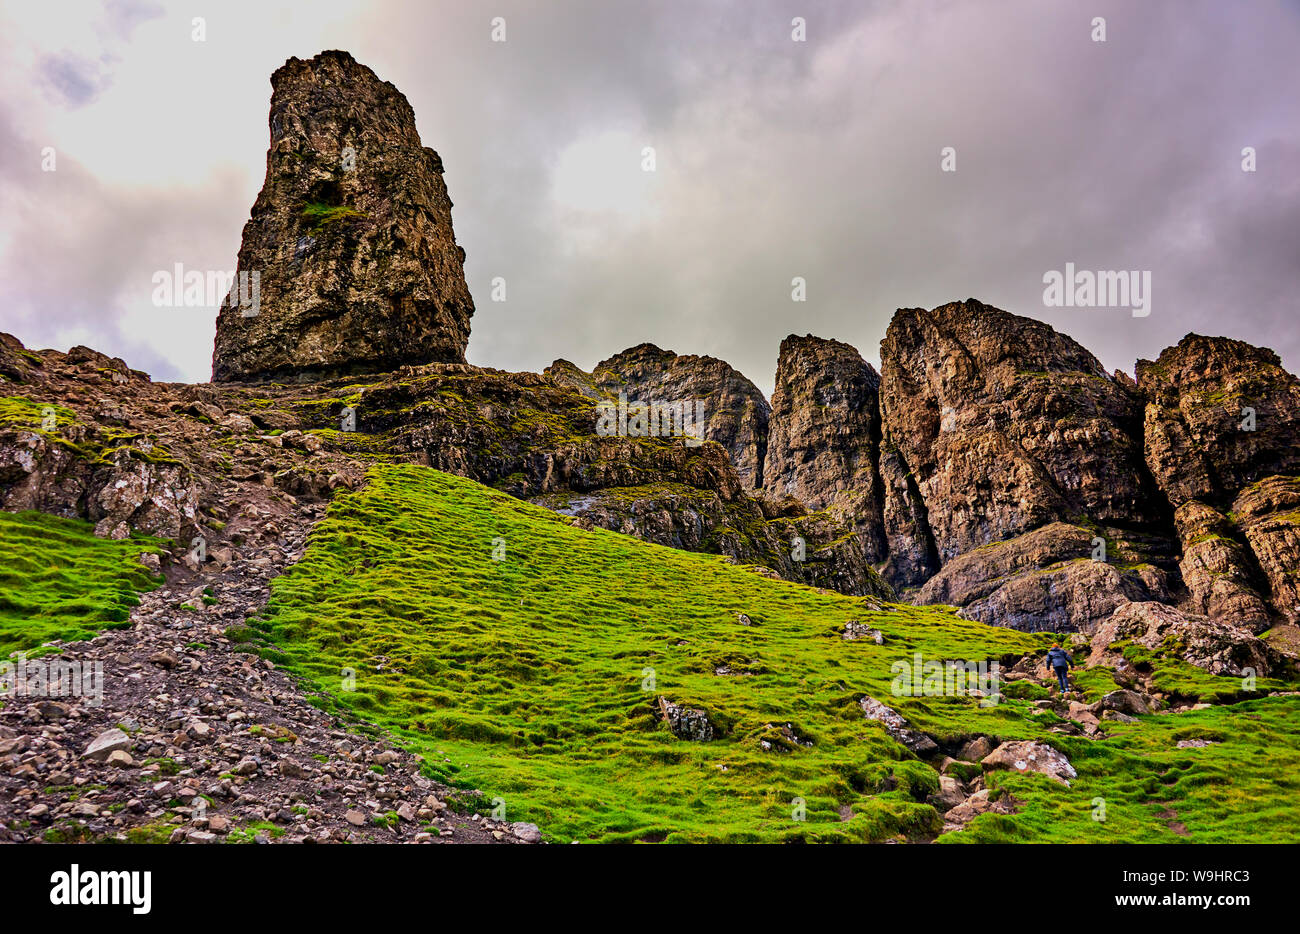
left=1097, top=689, right=1150, bottom=716
left=980, top=740, right=1077, bottom=786
left=1089, top=601, right=1289, bottom=678
left=657, top=696, right=715, bottom=741
left=82, top=728, right=131, bottom=762
left=859, top=695, right=938, bottom=755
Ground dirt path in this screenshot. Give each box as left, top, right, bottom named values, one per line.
left=0, top=501, right=539, bottom=845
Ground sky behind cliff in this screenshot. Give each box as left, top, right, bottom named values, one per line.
left=1, top=0, right=1298, bottom=395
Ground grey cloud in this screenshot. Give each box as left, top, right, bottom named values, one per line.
left=37, top=52, right=110, bottom=108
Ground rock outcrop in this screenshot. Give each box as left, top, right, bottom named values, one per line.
left=980, top=740, right=1077, bottom=786
left=917, top=523, right=1168, bottom=633
left=549, top=344, right=770, bottom=491
left=1088, top=601, right=1289, bottom=678
left=763, top=335, right=887, bottom=561
left=212, top=51, right=474, bottom=382
left=878, top=300, right=1167, bottom=573
left=868, top=300, right=1176, bottom=629
left=1137, top=334, right=1300, bottom=630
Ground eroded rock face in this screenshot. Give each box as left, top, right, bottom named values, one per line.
left=1138, top=335, right=1300, bottom=629
left=1088, top=601, right=1289, bottom=678
left=879, top=300, right=1164, bottom=573
left=554, top=344, right=770, bottom=490
left=918, top=523, right=1168, bottom=634
left=212, top=51, right=474, bottom=382
left=866, top=300, right=1175, bottom=632
left=763, top=335, right=887, bottom=561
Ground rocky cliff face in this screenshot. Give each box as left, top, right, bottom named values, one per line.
left=748, top=302, right=1300, bottom=645
left=1138, top=334, right=1300, bottom=630
left=878, top=300, right=1166, bottom=570
left=762, top=334, right=887, bottom=561
left=211, top=51, right=474, bottom=382
left=868, top=300, right=1177, bottom=628
left=548, top=344, right=770, bottom=491
left=752, top=302, right=1186, bottom=633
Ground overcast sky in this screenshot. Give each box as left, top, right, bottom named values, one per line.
left=1, top=0, right=1298, bottom=395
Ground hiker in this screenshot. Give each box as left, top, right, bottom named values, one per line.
left=1045, top=643, right=1072, bottom=694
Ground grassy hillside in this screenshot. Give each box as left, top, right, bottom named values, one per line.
left=250, top=466, right=1300, bottom=843
left=0, top=510, right=164, bottom=658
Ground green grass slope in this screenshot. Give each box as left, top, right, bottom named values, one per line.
left=0, top=510, right=164, bottom=658
left=250, top=465, right=1300, bottom=843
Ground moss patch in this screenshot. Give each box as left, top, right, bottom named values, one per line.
left=0, top=511, right=164, bottom=657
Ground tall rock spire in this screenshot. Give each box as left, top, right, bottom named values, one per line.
left=212, top=50, right=474, bottom=382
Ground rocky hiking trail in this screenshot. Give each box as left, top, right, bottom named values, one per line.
left=0, top=500, right=540, bottom=846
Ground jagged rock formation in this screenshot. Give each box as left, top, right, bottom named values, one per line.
left=7, top=45, right=1299, bottom=652
left=1137, top=335, right=1300, bottom=631
left=211, top=51, right=474, bottom=382
left=746, top=303, right=1300, bottom=643
left=878, top=300, right=1170, bottom=578
left=548, top=344, right=770, bottom=491
left=763, top=335, right=887, bottom=562
left=854, top=300, right=1174, bottom=629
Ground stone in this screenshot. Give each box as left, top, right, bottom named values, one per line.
left=928, top=775, right=967, bottom=811
left=35, top=700, right=71, bottom=721
left=657, top=697, right=715, bottom=741
left=511, top=821, right=542, bottom=843
left=278, top=759, right=310, bottom=779
left=859, top=695, right=938, bottom=755
left=105, top=750, right=135, bottom=768
left=344, top=809, right=366, bottom=827
left=83, top=729, right=131, bottom=762
left=957, top=736, right=993, bottom=762
left=148, top=650, right=178, bottom=669
left=981, top=740, right=1077, bottom=786
left=1098, top=689, right=1150, bottom=716
left=841, top=620, right=884, bottom=643
left=212, top=51, right=475, bottom=381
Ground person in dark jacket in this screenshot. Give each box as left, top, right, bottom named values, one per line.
left=1045, top=644, right=1072, bottom=693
